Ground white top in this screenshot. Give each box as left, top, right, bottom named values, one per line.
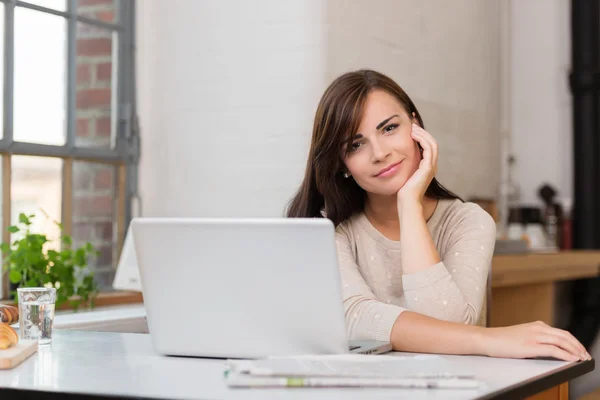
left=336, top=199, right=496, bottom=341
left=0, top=330, right=589, bottom=399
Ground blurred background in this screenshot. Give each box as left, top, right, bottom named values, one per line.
left=0, top=0, right=599, bottom=398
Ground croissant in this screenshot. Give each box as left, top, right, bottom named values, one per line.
left=0, top=323, right=18, bottom=349
left=0, top=305, right=18, bottom=324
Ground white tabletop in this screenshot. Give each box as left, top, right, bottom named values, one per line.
left=0, top=330, right=593, bottom=400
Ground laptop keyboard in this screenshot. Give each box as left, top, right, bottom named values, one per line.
left=348, top=345, right=360, bottom=351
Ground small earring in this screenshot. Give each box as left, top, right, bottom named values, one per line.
left=343, top=172, right=351, bottom=178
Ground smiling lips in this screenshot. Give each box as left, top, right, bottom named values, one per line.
left=375, top=161, right=402, bottom=178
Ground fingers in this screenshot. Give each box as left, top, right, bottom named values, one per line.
left=545, top=327, right=591, bottom=360
left=411, top=127, right=432, bottom=167
left=495, top=322, right=592, bottom=361
left=532, top=321, right=591, bottom=361
left=536, top=334, right=586, bottom=361
left=411, top=124, right=438, bottom=172
left=411, top=128, right=432, bottom=166
left=554, top=329, right=590, bottom=359
left=411, top=124, right=435, bottom=147
left=535, top=344, right=580, bottom=362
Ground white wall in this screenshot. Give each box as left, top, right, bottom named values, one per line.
left=508, top=0, right=572, bottom=207
left=136, top=1, right=326, bottom=217
left=136, top=1, right=502, bottom=218
left=326, top=0, right=501, bottom=199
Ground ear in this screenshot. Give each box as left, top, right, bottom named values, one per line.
left=411, top=112, right=420, bottom=127
left=411, top=112, right=423, bottom=152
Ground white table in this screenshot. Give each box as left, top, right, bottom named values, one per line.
left=0, top=330, right=594, bottom=399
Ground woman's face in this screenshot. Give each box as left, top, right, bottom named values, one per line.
left=340, top=89, right=421, bottom=197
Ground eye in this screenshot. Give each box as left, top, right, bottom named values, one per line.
left=350, top=142, right=363, bottom=151
left=384, top=123, right=399, bottom=133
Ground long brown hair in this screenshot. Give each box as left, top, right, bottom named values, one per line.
left=286, top=69, right=461, bottom=226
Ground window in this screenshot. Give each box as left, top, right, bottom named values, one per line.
left=0, top=0, right=138, bottom=298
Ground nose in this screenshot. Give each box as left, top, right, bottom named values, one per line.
left=371, top=137, right=390, bottom=163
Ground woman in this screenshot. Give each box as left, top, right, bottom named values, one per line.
left=287, top=69, right=590, bottom=361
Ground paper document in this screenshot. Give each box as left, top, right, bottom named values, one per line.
left=229, top=354, right=474, bottom=378
left=224, top=354, right=481, bottom=389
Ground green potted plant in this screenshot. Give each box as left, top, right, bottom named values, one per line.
left=1, top=212, right=99, bottom=310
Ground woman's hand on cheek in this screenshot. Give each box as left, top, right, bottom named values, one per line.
left=397, top=123, right=438, bottom=205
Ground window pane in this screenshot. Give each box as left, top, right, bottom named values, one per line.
left=20, top=1, right=67, bottom=12
left=76, top=23, right=118, bottom=148
left=73, top=161, right=116, bottom=290
left=77, top=0, right=119, bottom=23
left=14, top=8, right=67, bottom=145
left=11, top=156, right=62, bottom=251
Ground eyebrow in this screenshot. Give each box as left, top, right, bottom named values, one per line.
left=376, top=114, right=399, bottom=130
left=342, top=114, right=400, bottom=146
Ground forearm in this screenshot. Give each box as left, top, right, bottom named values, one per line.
left=403, top=270, right=479, bottom=323
left=390, top=310, right=487, bottom=355
left=398, top=198, right=440, bottom=274
left=400, top=201, right=495, bottom=323
left=345, top=296, right=406, bottom=341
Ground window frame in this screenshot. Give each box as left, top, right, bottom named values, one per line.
left=0, top=0, right=139, bottom=301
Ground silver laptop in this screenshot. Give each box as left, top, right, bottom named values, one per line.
left=130, top=217, right=392, bottom=359
left=112, top=226, right=142, bottom=292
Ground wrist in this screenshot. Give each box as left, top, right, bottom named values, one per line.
left=472, top=326, right=492, bottom=357
left=397, top=196, right=422, bottom=216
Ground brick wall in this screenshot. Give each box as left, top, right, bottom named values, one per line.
left=73, top=0, right=118, bottom=289
left=75, top=0, right=115, bottom=148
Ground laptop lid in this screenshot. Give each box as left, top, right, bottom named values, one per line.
left=112, top=226, right=142, bottom=292
left=130, top=217, right=349, bottom=359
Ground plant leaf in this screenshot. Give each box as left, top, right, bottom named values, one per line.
left=18, top=213, right=30, bottom=225
left=4, top=212, right=98, bottom=311
left=9, top=269, right=22, bottom=283
left=74, top=248, right=86, bottom=266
